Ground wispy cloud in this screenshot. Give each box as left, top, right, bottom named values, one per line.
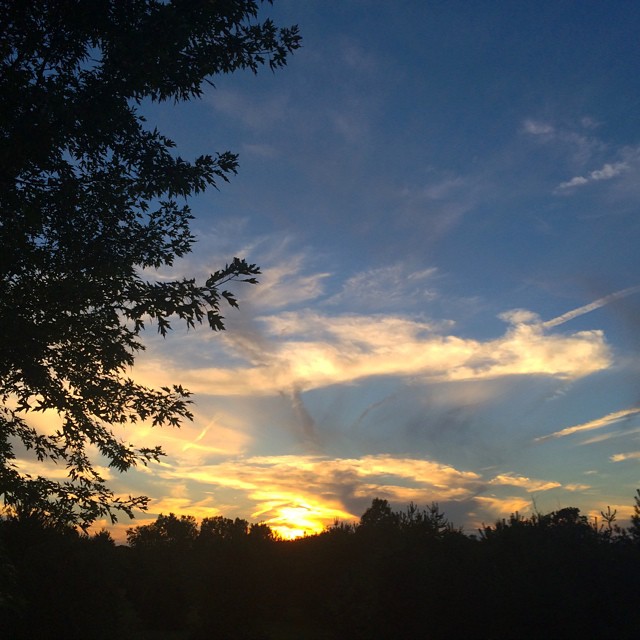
left=536, top=407, right=640, bottom=443
left=521, top=117, right=602, bottom=166
left=207, top=88, right=290, bottom=130
left=565, top=483, right=592, bottom=492
left=326, top=263, right=439, bottom=311
left=488, top=473, right=561, bottom=492
left=522, top=119, right=555, bottom=136
left=339, top=39, right=378, bottom=74
left=556, top=161, right=629, bottom=192
left=474, top=495, right=533, bottom=519
left=247, top=256, right=331, bottom=310
left=610, top=451, right=640, bottom=462
left=395, top=172, right=483, bottom=240
left=581, top=426, right=640, bottom=446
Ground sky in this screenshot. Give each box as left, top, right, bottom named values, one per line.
left=43, top=1, right=640, bottom=539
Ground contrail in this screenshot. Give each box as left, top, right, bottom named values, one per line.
left=541, top=285, right=640, bottom=329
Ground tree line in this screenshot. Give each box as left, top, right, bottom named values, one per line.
left=1, top=492, right=640, bottom=639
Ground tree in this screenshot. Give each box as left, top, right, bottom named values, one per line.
left=0, top=1, right=300, bottom=528
left=126, top=512, right=198, bottom=549
left=199, top=515, right=249, bottom=543
left=399, top=501, right=458, bottom=539
left=358, top=498, right=400, bottom=531
left=630, top=489, right=640, bottom=542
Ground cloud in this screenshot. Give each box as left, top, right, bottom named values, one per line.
left=581, top=426, right=640, bottom=445
left=556, top=161, right=629, bottom=191
left=521, top=116, right=607, bottom=168
left=329, top=106, right=370, bottom=145
left=535, top=407, right=640, bottom=443
left=522, top=119, right=555, bottom=136
left=326, top=263, right=439, bottom=311
left=135, top=307, right=611, bottom=398
left=207, top=88, right=290, bottom=130
left=610, top=451, right=640, bottom=462
left=488, top=473, right=561, bottom=492
left=140, top=453, right=486, bottom=537
left=340, top=40, right=378, bottom=74
left=394, top=171, right=484, bottom=241
left=541, top=285, right=640, bottom=329
left=242, top=142, right=279, bottom=158
left=247, top=255, right=330, bottom=309
left=474, top=495, right=533, bottom=520
left=14, top=457, right=114, bottom=482
left=564, top=483, right=592, bottom=492
left=498, top=309, right=541, bottom=325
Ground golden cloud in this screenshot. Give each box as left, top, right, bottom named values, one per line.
left=474, top=495, right=533, bottom=521
left=610, top=451, right=640, bottom=462
left=134, top=311, right=611, bottom=398
left=536, top=407, right=640, bottom=443
left=134, top=453, right=484, bottom=537
left=489, top=473, right=561, bottom=492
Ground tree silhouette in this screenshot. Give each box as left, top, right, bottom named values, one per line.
left=126, top=512, right=198, bottom=549
left=358, top=497, right=400, bottom=531
left=199, top=515, right=249, bottom=543
left=4, top=497, right=640, bottom=639
left=0, top=1, right=300, bottom=528
left=630, top=489, right=640, bottom=542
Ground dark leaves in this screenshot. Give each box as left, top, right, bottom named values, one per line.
left=1, top=0, right=296, bottom=528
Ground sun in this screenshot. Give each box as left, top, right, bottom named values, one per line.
left=261, top=502, right=355, bottom=540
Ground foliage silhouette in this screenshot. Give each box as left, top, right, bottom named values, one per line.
left=630, top=488, right=640, bottom=541
left=126, top=512, right=198, bottom=549
left=3, top=494, right=640, bottom=639
left=0, top=0, right=300, bottom=528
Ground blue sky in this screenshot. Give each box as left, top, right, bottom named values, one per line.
left=62, top=1, right=640, bottom=538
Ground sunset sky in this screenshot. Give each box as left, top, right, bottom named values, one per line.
left=60, top=1, right=640, bottom=540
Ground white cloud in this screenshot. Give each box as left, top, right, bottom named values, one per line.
left=556, top=161, right=629, bottom=191
left=521, top=117, right=606, bottom=168
left=248, top=257, right=330, bottom=309
left=558, top=176, right=589, bottom=189
left=499, top=308, right=541, bottom=326
left=327, top=263, right=439, bottom=311
left=523, top=119, right=554, bottom=136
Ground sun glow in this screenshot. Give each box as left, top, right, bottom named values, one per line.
left=256, top=500, right=355, bottom=540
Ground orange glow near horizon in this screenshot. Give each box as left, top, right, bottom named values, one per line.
left=263, top=503, right=351, bottom=539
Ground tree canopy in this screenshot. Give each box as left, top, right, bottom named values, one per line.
left=0, top=0, right=300, bottom=528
